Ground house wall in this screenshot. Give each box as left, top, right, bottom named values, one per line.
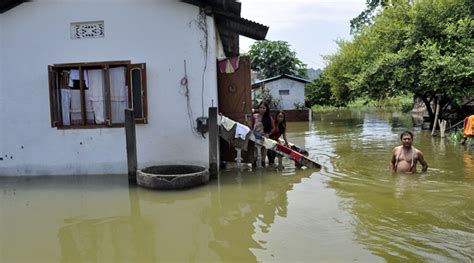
left=0, top=0, right=219, bottom=176
left=0, top=15, right=4, bottom=159
left=266, top=78, right=305, bottom=110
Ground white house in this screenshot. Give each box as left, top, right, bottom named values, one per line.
left=0, top=0, right=268, bottom=176
left=252, top=74, right=310, bottom=110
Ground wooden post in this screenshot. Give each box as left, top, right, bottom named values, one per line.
left=235, top=147, right=242, bottom=168
left=256, top=146, right=262, bottom=167
left=439, top=119, right=447, bottom=138
left=125, top=109, right=137, bottom=184
left=431, top=96, right=440, bottom=136
left=208, top=107, right=218, bottom=179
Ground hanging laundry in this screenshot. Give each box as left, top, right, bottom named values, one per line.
left=218, top=56, right=240, bottom=73
left=70, top=90, right=82, bottom=125
left=87, top=69, right=105, bottom=124
left=276, top=144, right=292, bottom=155
left=262, top=137, right=277, bottom=150
left=253, top=130, right=265, bottom=140
left=233, top=134, right=250, bottom=151
left=232, top=123, right=251, bottom=151
left=220, top=116, right=236, bottom=131
left=60, top=89, right=71, bottom=126
left=290, top=151, right=304, bottom=161
left=235, top=123, right=250, bottom=139
left=290, top=144, right=309, bottom=156
left=68, top=69, right=89, bottom=89
left=109, top=67, right=128, bottom=124
left=463, top=115, right=474, bottom=139
left=84, top=90, right=95, bottom=124
left=219, top=125, right=237, bottom=144
left=69, top=90, right=94, bottom=125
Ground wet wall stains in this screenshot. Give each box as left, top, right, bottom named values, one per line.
left=2, top=155, right=14, bottom=160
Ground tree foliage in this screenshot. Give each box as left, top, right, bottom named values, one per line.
left=248, top=40, right=307, bottom=79
left=324, top=0, right=474, bottom=125
left=252, top=87, right=282, bottom=110
left=305, top=74, right=336, bottom=107
left=350, top=0, right=389, bottom=33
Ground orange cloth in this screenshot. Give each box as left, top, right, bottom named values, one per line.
left=463, top=115, right=474, bottom=138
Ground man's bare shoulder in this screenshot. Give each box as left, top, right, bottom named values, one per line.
left=414, top=147, right=424, bottom=156
left=392, top=145, right=402, bottom=153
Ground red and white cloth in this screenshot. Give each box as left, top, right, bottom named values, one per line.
left=218, top=56, right=240, bottom=73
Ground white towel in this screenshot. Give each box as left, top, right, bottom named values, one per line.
left=220, top=116, right=236, bottom=131
left=235, top=123, right=250, bottom=139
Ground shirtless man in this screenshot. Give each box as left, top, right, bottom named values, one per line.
left=391, top=131, right=428, bottom=173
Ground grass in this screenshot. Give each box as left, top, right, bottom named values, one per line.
left=448, top=129, right=472, bottom=144
left=311, top=95, right=414, bottom=113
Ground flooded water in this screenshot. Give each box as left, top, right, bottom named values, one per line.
left=1, top=109, right=473, bottom=262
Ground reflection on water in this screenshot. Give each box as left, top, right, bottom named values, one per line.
left=1, top=109, right=473, bottom=262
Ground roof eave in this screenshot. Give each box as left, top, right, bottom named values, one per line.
left=0, top=0, right=29, bottom=14
left=252, top=74, right=310, bottom=87
left=181, top=0, right=269, bottom=56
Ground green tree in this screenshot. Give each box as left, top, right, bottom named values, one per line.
left=304, top=74, right=336, bottom=106
left=350, top=0, right=389, bottom=33
left=325, top=0, right=474, bottom=126
left=247, top=40, right=307, bottom=79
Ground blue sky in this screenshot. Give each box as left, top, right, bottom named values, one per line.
left=239, top=0, right=367, bottom=69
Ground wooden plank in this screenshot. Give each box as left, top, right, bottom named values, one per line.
left=54, top=60, right=131, bottom=68
left=79, top=66, right=86, bottom=125
left=209, top=107, right=218, bottom=179
left=217, top=56, right=253, bottom=163
left=104, top=65, right=112, bottom=125
left=125, top=109, right=137, bottom=184
left=219, top=115, right=321, bottom=169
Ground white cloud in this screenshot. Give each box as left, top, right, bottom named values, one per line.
left=239, top=0, right=366, bottom=69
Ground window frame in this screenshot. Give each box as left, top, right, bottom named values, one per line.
left=48, top=60, right=148, bottom=129
left=279, top=89, right=290, bottom=95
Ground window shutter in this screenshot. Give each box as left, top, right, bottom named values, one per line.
left=127, top=63, right=148, bottom=124
left=48, top=66, right=61, bottom=127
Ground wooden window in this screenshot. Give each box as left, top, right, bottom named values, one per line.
left=48, top=60, right=148, bottom=129
left=279, top=89, right=290, bottom=95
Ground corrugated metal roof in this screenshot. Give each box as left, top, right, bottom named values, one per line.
left=252, top=74, right=310, bottom=88
left=182, top=0, right=269, bottom=56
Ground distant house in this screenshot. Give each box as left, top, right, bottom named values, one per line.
left=252, top=74, right=310, bottom=110
left=0, top=0, right=268, bottom=176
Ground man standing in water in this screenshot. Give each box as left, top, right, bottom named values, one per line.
left=391, top=131, right=428, bottom=173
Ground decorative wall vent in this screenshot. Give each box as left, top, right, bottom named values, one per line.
left=71, top=21, right=104, bottom=39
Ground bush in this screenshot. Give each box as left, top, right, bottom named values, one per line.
left=448, top=129, right=464, bottom=143
left=252, top=86, right=282, bottom=110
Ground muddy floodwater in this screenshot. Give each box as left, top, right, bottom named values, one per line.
left=1, top=109, right=473, bottom=262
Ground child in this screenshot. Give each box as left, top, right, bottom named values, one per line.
left=252, top=102, right=274, bottom=166
left=268, top=111, right=288, bottom=164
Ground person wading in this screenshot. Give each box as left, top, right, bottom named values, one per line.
left=391, top=131, right=428, bottom=173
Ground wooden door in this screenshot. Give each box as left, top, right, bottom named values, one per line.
left=218, top=56, right=254, bottom=163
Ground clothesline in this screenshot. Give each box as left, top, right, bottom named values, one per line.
left=218, top=115, right=321, bottom=169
